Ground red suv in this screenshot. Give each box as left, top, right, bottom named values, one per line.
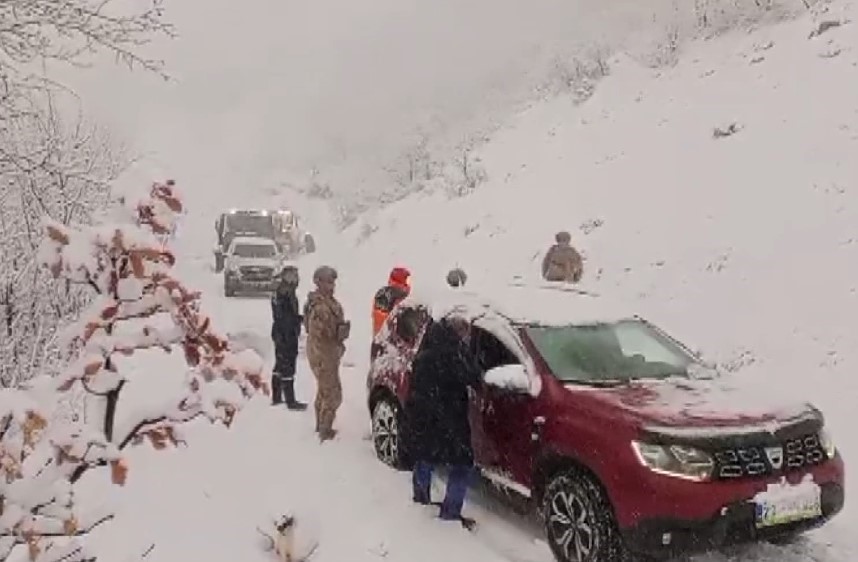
left=366, top=284, right=845, bottom=562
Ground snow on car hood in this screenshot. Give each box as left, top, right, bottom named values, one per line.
left=580, top=375, right=817, bottom=433
left=229, top=256, right=278, bottom=268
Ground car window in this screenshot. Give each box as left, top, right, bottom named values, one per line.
left=392, top=306, right=429, bottom=348
left=525, top=320, right=696, bottom=384
left=232, top=244, right=277, bottom=258
left=472, top=326, right=520, bottom=373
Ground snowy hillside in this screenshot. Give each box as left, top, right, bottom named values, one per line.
left=48, top=2, right=858, bottom=562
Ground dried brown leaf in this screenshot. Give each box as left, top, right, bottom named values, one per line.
left=83, top=360, right=102, bottom=376
left=45, top=225, right=69, bottom=245
left=110, top=459, right=128, bottom=486
left=130, top=251, right=145, bottom=278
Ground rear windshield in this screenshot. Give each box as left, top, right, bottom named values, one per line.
left=525, top=320, right=697, bottom=384
left=233, top=244, right=277, bottom=258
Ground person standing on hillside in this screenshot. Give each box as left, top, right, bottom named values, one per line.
left=446, top=267, right=467, bottom=288
left=270, top=265, right=308, bottom=411
left=403, top=316, right=482, bottom=530
left=372, top=266, right=411, bottom=336
left=304, top=265, right=350, bottom=442
left=541, top=231, right=584, bottom=283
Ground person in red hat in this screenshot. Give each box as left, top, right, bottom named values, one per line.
left=372, top=266, right=411, bottom=336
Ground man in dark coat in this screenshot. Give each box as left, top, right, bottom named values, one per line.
left=271, top=265, right=308, bottom=411
left=402, top=317, right=482, bottom=529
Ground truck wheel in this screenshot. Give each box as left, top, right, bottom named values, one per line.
left=303, top=233, right=316, bottom=254
left=371, top=396, right=410, bottom=470
left=543, top=470, right=629, bottom=562
left=224, top=279, right=236, bottom=297
left=214, top=251, right=225, bottom=273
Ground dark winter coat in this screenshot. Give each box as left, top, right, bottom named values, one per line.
left=271, top=286, right=302, bottom=376
left=402, top=319, right=482, bottom=466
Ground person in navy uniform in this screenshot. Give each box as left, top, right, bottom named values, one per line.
left=270, top=265, right=308, bottom=411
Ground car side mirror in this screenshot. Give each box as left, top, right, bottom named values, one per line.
left=484, top=364, right=531, bottom=394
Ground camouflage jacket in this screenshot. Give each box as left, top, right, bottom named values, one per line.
left=304, top=290, right=348, bottom=359
left=542, top=243, right=584, bottom=282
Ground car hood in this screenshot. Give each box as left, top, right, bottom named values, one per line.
left=229, top=256, right=278, bottom=268
left=573, top=376, right=818, bottom=432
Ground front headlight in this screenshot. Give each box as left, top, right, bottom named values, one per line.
left=819, top=428, right=836, bottom=459
left=631, top=441, right=714, bottom=482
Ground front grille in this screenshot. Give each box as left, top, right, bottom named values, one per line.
left=239, top=266, right=274, bottom=281
left=713, top=433, right=826, bottom=480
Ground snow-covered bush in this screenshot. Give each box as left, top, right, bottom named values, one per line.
left=0, top=181, right=269, bottom=561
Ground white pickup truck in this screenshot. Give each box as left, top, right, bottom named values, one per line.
left=222, top=236, right=283, bottom=297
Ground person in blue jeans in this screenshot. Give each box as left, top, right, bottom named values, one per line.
left=402, top=316, right=482, bottom=529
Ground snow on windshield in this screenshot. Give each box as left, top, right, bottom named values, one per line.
left=526, top=319, right=696, bottom=384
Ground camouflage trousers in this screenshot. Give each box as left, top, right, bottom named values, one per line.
left=308, top=355, right=342, bottom=434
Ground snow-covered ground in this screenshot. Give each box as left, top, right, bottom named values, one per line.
left=63, top=1, right=858, bottom=561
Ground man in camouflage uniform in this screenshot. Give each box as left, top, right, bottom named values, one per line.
left=541, top=231, right=584, bottom=283
left=304, top=265, right=350, bottom=442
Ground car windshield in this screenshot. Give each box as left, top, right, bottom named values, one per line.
left=225, top=214, right=275, bottom=236
left=525, top=320, right=697, bottom=384
left=233, top=244, right=276, bottom=258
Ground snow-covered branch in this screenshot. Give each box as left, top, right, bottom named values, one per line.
left=0, top=0, right=174, bottom=123
left=0, top=388, right=120, bottom=562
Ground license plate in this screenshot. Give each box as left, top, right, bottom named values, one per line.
left=754, top=485, right=822, bottom=528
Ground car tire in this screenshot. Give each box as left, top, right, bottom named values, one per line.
left=543, top=470, right=630, bottom=562
left=371, top=396, right=410, bottom=470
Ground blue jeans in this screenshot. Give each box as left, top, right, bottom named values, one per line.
left=412, top=461, right=474, bottom=519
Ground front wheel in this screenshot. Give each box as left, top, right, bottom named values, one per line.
left=371, top=396, right=408, bottom=469
left=543, top=470, right=630, bottom=562
left=224, top=278, right=236, bottom=297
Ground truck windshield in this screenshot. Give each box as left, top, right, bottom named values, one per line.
left=225, top=215, right=275, bottom=237
left=233, top=244, right=277, bottom=258
left=525, top=320, right=697, bottom=384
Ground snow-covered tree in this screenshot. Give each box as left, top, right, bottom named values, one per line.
left=0, top=0, right=174, bottom=387
left=0, top=95, right=126, bottom=388
left=0, top=0, right=173, bottom=123
left=0, top=181, right=268, bottom=562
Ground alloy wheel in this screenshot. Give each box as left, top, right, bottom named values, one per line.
left=547, top=488, right=596, bottom=562
left=372, top=400, right=399, bottom=466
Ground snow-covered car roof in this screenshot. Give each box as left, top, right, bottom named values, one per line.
left=403, top=282, right=634, bottom=327
left=228, top=236, right=278, bottom=248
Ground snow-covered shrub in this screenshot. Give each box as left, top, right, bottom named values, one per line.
left=444, top=150, right=488, bottom=198
left=0, top=181, right=269, bottom=561
left=540, top=44, right=612, bottom=103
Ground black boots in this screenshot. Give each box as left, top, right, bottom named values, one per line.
left=271, top=375, right=308, bottom=411
left=282, top=378, right=307, bottom=411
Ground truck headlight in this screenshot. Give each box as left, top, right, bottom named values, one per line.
left=632, top=441, right=714, bottom=481
left=819, top=429, right=836, bottom=459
